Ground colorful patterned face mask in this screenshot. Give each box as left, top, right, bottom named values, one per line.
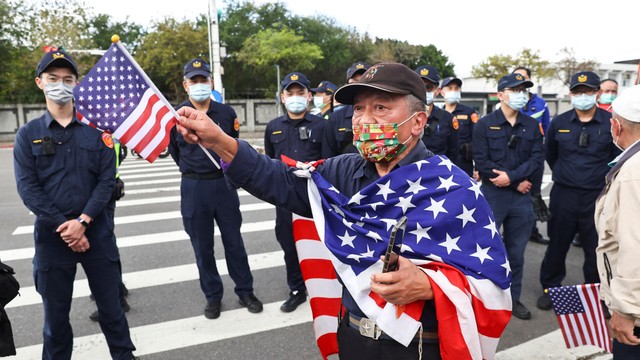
left=352, top=112, right=417, bottom=163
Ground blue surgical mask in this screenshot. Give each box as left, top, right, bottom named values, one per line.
left=599, top=93, right=617, bottom=105
left=572, top=94, right=597, bottom=111
left=313, top=96, right=325, bottom=109
left=188, top=83, right=212, bottom=102
left=443, top=91, right=461, bottom=104
left=45, top=82, right=75, bottom=105
left=285, top=96, right=308, bottom=114
left=425, top=91, right=435, bottom=105
left=506, top=92, right=528, bottom=111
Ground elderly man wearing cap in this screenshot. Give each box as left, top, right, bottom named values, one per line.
left=264, top=71, right=324, bottom=313
left=173, top=62, right=512, bottom=359
left=596, top=84, right=640, bottom=358
left=13, top=49, right=137, bottom=359
left=440, top=76, right=479, bottom=177
left=536, top=71, right=620, bottom=312
left=473, top=73, right=545, bottom=320
left=414, top=65, right=459, bottom=164
left=310, top=80, right=337, bottom=118
left=168, top=57, right=263, bottom=320
left=322, top=61, right=370, bottom=158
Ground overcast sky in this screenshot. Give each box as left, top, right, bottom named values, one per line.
left=86, top=0, right=639, bottom=77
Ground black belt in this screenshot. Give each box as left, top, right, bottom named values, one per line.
left=182, top=172, right=224, bottom=180
left=347, top=314, right=437, bottom=341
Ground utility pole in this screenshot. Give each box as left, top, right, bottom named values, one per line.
left=208, top=0, right=223, bottom=99
left=275, top=64, right=281, bottom=116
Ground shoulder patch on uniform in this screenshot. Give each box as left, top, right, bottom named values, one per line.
left=539, top=123, right=544, bottom=136
left=233, top=118, right=240, bottom=131
left=489, top=126, right=501, bottom=130
left=452, top=117, right=459, bottom=130
left=471, top=113, right=479, bottom=123
left=558, top=129, right=571, bottom=133
left=456, top=114, right=468, bottom=120
left=272, top=130, right=282, bottom=135
left=102, top=133, right=114, bottom=148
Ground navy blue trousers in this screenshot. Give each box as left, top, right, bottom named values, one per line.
left=181, top=177, right=254, bottom=302
left=613, top=327, right=640, bottom=359
left=540, top=184, right=600, bottom=289
left=34, top=258, right=135, bottom=360
left=482, top=185, right=535, bottom=302
left=275, top=207, right=305, bottom=292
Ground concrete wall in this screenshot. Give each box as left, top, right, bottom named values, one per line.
left=0, top=100, right=279, bottom=143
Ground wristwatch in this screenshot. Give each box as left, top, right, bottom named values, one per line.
left=76, top=216, right=90, bottom=228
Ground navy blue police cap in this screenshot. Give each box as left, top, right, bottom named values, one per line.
left=281, top=72, right=310, bottom=90
left=497, top=73, right=534, bottom=91
left=346, top=62, right=371, bottom=81
left=184, top=57, right=211, bottom=79
left=569, top=71, right=600, bottom=90
left=414, top=65, right=440, bottom=84
left=37, top=49, right=78, bottom=77
left=440, top=76, right=463, bottom=88
left=310, top=80, right=337, bottom=94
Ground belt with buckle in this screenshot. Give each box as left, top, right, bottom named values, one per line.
left=347, top=314, right=438, bottom=341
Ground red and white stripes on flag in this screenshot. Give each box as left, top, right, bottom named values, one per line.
left=548, top=283, right=612, bottom=353
left=292, top=215, right=341, bottom=360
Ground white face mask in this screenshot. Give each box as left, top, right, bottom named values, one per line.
left=45, top=82, right=75, bottom=105
left=425, top=91, right=435, bottom=105
left=443, top=91, right=461, bottom=104
left=611, top=118, right=624, bottom=151
left=313, top=96, right=325, bottom=109
left=284, top=96, right=308, bottom=114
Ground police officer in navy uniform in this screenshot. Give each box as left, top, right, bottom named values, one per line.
left=414, top=65, right=459, bottom=163
left=473, top=73, right=544, bottom=320
left=440, top=76, right=479, bottom=177
left=265, top=71, right=324, bottom=312
left=169, top=58, right=263, bottom=319
left=13, top=49, right=137, bottom=359
left=322, top=62, right=370, bottom=158
left=310, top=80, right=337, bottom=119
left=536, top=71, right=620, bottom=311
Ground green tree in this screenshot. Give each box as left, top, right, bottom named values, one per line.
left=471, top=48, right=553, bottom=83
left=552, top=47, right=598, bottom=87
left=90, top=14, right=147, bottom=54
left=135, top=17, right=209, bottom=102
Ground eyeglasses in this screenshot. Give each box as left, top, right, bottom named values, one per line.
left=502, top=88, right=529, bottom=94
left=424, top=83, right=438, bottom=92
left=571, top=88, right=598, bottom=95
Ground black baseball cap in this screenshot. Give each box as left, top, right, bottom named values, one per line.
left=183, top=57, right=211, bottom=79
left=346, top=62, right=371, bottom=81
left=441, top=76, right=463, bottom=88
left=335, top=63, right=427, bottom=105
left=37, top=49, right=78, bottom=77
left=414, top=65, right=440, bottom=84
left=570, top=71, right=600, bottom=90
left=310, top=80, right=337, bottom=94
left=497, top=73, right=534, bottom=91
left=281, top=72, right=310, bottom=90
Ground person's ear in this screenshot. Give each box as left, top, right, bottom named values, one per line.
left=412, top=112, right=428, bottom=136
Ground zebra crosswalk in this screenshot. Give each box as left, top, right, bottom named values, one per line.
left=4, top=156, right=320, bottom=359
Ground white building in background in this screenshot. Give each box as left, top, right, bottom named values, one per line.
left=455, top=61, right=639, bottom=117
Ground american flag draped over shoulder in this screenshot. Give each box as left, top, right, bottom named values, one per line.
left=293, top=155, right=512, bottom=360
left=548, top=284, right=612, bottom=353
left=73, top=41, right=177, bottom=162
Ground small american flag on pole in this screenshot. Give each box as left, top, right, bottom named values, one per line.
left=548, top=284, right=612, bottom=353
left=73, top=40, right=177, bottom=162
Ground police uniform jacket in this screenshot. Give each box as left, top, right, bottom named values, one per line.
left=169, top=100, right=239, bottom=176
left=13, top=111, right=117, bottom=264
left=421, top=105, right=459, bottom=162
left=546, top=108, right=620, bottom=190
left=322, top=105, right=357, bottom=158
left=265, top=112, right=324, bottom=162
left=450, top=103, right=478, bottom=145
left=222, top=140, right=439, bottom=335
left=472, top=108, right=544, bottom=191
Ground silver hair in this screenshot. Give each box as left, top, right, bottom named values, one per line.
left=405, top=94, right=428, bottom=137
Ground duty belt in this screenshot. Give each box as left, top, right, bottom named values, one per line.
left=347, top=314, right=437, bottom=341
left=181, top=172, right=224, bottom=180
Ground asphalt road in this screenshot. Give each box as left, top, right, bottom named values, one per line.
left=0, top=145, right=597, bottom=359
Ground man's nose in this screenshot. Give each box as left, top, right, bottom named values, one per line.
left=355, top=108, right=377, bottom=125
